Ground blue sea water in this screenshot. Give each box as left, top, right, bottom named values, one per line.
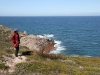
left=0, top=16, right=100, bottom=57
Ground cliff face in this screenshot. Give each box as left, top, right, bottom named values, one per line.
left=20, top=33, right=55, bottom=53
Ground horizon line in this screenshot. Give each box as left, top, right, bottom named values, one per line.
left=0, top=15, right=100, bottom=17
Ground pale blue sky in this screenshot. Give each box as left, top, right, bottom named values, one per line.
left=0, top=0, right=100, bottom=16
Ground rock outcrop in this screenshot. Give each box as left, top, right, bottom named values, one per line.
left=20, top=33, right=55, bottom=53
left=0, top=25, right=55, bottom=53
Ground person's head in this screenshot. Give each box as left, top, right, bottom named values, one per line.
left=14, top=28, right=18, bottom=33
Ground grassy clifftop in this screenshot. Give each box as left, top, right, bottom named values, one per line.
left=0, top=25, right=100, bottom=75
left=0, top=25, right=13, bottom=54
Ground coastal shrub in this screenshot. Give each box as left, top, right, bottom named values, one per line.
left=15, top=61, right=69, bottom=75
left=36, top=51, right=67, bottom=60
left=69, top=56, right=100, bottom=67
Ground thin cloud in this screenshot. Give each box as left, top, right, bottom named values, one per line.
left=66, top=11, right=100, bottom=16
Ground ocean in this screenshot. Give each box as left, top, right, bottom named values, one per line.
left=0, top=16, right=100, bottom=57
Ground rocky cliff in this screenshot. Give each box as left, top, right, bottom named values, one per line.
left=20, top=32, right=55, bottom=53
left=0, top=25, right=55, bottom=53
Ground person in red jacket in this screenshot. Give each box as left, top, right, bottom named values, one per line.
left=10, top=28, right=20, bottom=57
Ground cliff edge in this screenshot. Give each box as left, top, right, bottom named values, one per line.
left=0, top=25, right=55, bottom=53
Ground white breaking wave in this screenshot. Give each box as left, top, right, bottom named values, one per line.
left=70, top=55, right=80, bottom=57
left=37, top=34, right=66, bottom=54
left=70, top=55, right=92, bottom=57
left=50, top=40, right=66, bottom=54
left=37, top=34, right=54, bottom=39
left=84, top=55, right=92, bottom=57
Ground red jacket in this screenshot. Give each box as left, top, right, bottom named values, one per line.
left=10, top=32, right=20, bottom=47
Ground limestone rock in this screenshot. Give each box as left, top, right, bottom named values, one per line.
left=0, top=25, right=55, bottom=53
left=20, top=34, right=55, bottom=53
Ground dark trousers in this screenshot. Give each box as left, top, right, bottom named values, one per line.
left=15, top=46, right=19, bottom=57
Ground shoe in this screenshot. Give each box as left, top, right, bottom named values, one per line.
left=15, top=55, right=18, bottom=57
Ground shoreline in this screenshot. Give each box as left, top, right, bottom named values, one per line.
left=0, top=25, right=55, bottom=54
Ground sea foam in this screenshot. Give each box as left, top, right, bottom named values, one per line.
left=50, top=40, right=66, bottom=54
left=37, top=34, right=66, bottom=54
left=37, top=34, right=54, bottom=39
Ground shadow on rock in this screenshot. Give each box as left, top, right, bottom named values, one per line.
left=22, top=51, right=33, bottom=56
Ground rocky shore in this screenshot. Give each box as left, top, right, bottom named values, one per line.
left=20, top=31, right=55, bottom=53
left=0, top=25, right=55, bottom=53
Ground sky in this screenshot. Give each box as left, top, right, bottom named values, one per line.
left=0, top=0, right=100, bottom=16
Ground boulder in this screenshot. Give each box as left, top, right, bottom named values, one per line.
left=20, top=34, right=55, bottom=53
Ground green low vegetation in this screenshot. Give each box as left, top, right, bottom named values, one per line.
left=11, top=51, right=100, bottom=75
left=0, top=25, right=100, bottom=75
